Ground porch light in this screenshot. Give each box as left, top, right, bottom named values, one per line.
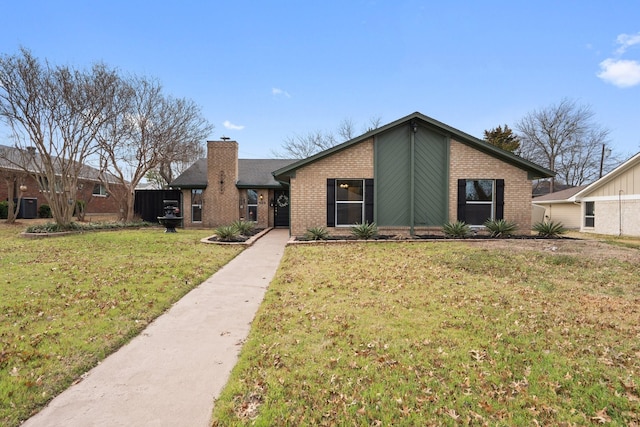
left=19, top=185, right=27, bottom=192
left=410, top=120, right=418, bottom=133
left=259, top=194, right=264, bottom=201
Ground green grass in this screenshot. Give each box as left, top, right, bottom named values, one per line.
left=0, top=223, right=243, bottom=427
left=212, top=243, right=640, bottom=426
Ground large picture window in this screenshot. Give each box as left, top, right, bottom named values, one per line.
left=336, top=179, right=364, bottom=226
left=191, top=189, right=203, bottom=223
left=326, top=179, right=374, bottom=227
left=457, top=179, right=504, bottom=226
left=584, top=201, right=595, bottom=228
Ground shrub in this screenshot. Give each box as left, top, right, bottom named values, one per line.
left=442, top=221, right=470, bottom=238
left=231, top=220, right=255, bottom=236
left=215, top=225, right=242, bottom=242
left=532, top=221, right=567, bottom=238
left=0, top=201, right=7, bottom=219
left=38, top=204, right=52, bottom=218
left=304, top=226, right=329, bottom=241
left=350, top=222, right=378, bottom=240
left=484, top=218, right=518, bottom=238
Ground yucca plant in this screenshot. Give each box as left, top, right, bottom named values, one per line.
left=231, top=220, right=255, bottom=236
left=350, top=222, right=378, bottom=240
left=304, top=226, right=329, bottom=241
left=215, top=225, right=242, bottom=242
left=532, top=221, right=567, bottom=238
left=442, top=221, right=470, bottom=238
left=484, top=218, right=518, bottom=238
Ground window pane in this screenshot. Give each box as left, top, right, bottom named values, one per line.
left=585, top=202, right=594, bottom=216
left=336, top=180, right=363, bottom=201
left=336, top=203, right=363, bottom=225
left=465, top=204, right=492, bottom=225
left=192, top=205, right=202, bottom=222
left=247, top=189, right=258, bottom=204
left=247, top=205, right=258, bottom=221
left=466, top=180, right=493, bottom=201
left=192, top=189, right=203, bottom=204
left=585, top=217, right=594, bottom=227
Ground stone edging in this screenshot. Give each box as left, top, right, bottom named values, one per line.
left=200, top=227, right=274, bottom=246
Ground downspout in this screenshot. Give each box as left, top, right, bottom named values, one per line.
left=619, top=190, right=624, bottom=236
left=410, top=121, right=418, bottom=236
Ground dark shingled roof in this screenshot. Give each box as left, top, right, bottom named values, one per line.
left=237, top=159, right=298, bottom=188
left=170, top=158, right=208, bottom=188
left=170, top=158, right=298, bottom=189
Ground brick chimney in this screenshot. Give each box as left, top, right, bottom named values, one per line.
left=204, top=140, right=239, bottom=227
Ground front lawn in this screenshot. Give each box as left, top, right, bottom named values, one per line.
left=0, top=223, right=243, bottom=427
left=212, top=242, right=640, bottom=425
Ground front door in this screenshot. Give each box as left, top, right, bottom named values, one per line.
left=273, top=189, right=290, bottom=227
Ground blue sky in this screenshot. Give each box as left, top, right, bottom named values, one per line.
left=2, top=0, right=639, bottom=159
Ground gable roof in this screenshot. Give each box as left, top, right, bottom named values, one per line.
left=169, top=158, right=298, bottom=189
left=273, top=111, right=555, bottom=182
left=0, top=144, right=119, bottom=183
left=532, top=185, right=588, bottom=203
left=572, top=152, right=640, bottom=199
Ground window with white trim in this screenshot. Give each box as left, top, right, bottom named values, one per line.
left=465, top=179, right=495, bottom=225
left=92, top=183, right=108, bottom=196
left=336, top=179, right=364, bottom=226
left=191, top=189, right=203, bottom=222
left=247, top=189, right=258, bottom=222
left=584, top=201, right=595, bottom=228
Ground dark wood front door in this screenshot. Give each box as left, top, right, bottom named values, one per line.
left=273, top=189, right=290, bottom=227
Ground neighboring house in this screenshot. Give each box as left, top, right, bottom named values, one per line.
left=171, top=112, right=553, bottom=236
left=531, top=185, right=587, bottom=229
left=0, top=144, right=123, bottom=216
left=533, top=152, right=640, bottom=237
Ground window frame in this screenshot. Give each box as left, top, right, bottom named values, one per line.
left=92, top=183, right=108, bottom=197
left=246, top=189, right=258, bottom=222
left=464, top=179, right=495, bottom=226
left=191, top=189, right=203, bottom=223
left=335, top=179, right=364, bottom=227
left=584, top=201, right=595, bottom=228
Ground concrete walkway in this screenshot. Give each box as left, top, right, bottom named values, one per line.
left=22, top=229, right=291, bottom=427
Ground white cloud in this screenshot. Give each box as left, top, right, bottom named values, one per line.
left=223, top=120, right=245, bottom=130
left=615, top=32, right=640, bottom=55
left=597, top=58, right=640, bottom=88
left=272, top=87, right=291, bottom=98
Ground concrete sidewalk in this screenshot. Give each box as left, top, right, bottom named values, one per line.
left=22, top=228, right=291, bottom=427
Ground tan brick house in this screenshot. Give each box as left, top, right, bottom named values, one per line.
left=172, top=112, right=553, bottom=236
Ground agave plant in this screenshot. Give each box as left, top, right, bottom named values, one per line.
left=484, top=219, right=518, bottom=238
left=442, top=221, right=470, bottom=238
left=532, top=221, right=567, bottom=238
left=350, top=222, right=378, bottom=240
left=304, top=226, right=329, bottom=241
left=214, top=225, right=242, bottom=242
left=231, top=220, right=255, bottom=236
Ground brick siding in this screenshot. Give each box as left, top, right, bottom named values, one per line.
left=449, top=140, right=533, bottom=232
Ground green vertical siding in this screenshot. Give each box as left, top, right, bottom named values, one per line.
left=414, top=130, right=448, bottom=225
left=375, top=126, right=411, bottom=226
left=375, top=123, right=448, bottom=228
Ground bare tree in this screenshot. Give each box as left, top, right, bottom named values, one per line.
left=272, top=116, right=382, bottom=159
left=96, top=76, right=213, bottom=221
left=0, top=48, right=118, bottom=227
left=515, top=98, right=612, bottom=193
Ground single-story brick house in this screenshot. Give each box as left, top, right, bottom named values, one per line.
left=171, top=112, right=553, bottom=236
left=0, top=144, right=124, bottom=217
left=533, top=152, right=640, bottom=236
